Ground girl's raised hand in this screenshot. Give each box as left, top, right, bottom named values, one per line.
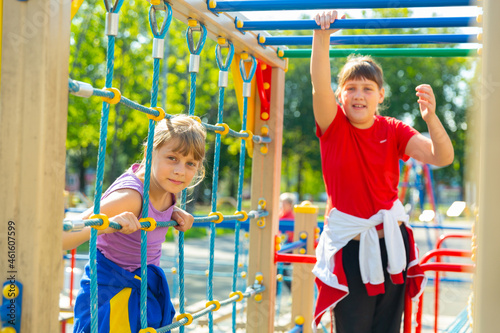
left=416, top=84, right=437, bottom=122
left=106, top=211, right=141, bottom=235
left=172, top=206, right=194, bottom=232
left=314, top=10, right=345, bottom=32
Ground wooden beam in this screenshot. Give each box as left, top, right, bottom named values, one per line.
left=247, top=66, right=285, bottom=332
left=291, top=202, right=318, bottom=333
left=474, top=0, right=500, bottom=331
left=167, top=0, right=286, bottom=69
left=0, top=0, right=70, bottom=331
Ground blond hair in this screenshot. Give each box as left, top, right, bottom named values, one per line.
left=140, top=114, right=206, bottom=188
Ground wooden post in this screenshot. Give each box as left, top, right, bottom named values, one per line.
left=0, top=0, right=70, bottom=332
left=246, top=67, right=285, bottom=332
left=291, top=201, right=318, bottom=333
left=474, top=0, right=500, bottom=331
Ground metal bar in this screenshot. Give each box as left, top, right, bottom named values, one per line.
left=278, top=240, right=307, bottom=253
left=210, top=0, right=477, bottom=12
left=275, top=253, right=316, bottom=264
left=261, top=33, right=478, bottom=46
left=280, top=48, right=478, bottom=58
left=237, top=17, right=476, bottom=31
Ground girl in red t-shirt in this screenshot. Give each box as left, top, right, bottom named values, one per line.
left=311, top=10, right=454, bottom=333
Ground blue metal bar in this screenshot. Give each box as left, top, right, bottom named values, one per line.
left=69, top=79, right=271, bottom=144
left=260, top=34, right=478, bottom=46
left=210, top=0, right=476, bottom=12
left=287, top=325, right=303, bottom=333
left=278, top=240, right=307, bottom=253
left=237, top=17, right=476, bottom=31
left=410, top=224, right=471, bottom=231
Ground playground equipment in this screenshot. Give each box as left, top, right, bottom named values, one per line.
left=2, top=0, right=499, bottom=332
left=404, top=233, right=475, bottom=333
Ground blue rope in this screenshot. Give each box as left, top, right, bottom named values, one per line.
left=178, top=190, right=187, bottom=333
left=177, top=22, right=207, bottom=333
left=205, top=42, right=234, bottom=332
left=189, top=72, right=197, bottom=115
left=207, top=86, right=225, bottom=332
left=135, top=4, right=174, bottom=328
left=231, top=55, right=255, bottom=333
left=149, top=3, right=172, bottom=39
left=138, top=59, right=162, bottom=332
left=88, top=0, right=125, bottom=331
left=186, top=23, right=207, bottom=117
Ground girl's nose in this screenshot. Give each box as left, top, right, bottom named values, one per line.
left=174, top=164, right=185, bottom=175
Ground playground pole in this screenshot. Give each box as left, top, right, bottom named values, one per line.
left=475, top=0, right=500, bottom=331
left=247, top=66, right=285, bottom=332
left=0, top=0, right=71, bottom=332
left=291, top=202, right=318, bottom=333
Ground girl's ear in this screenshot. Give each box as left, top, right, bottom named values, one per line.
left=378, top=87, right=385, bottom=104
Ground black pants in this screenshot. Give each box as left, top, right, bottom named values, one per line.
left=334, top=225, right=410, bottom=333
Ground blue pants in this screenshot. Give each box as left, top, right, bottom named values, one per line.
left=73, top=250, right=175, bottom=333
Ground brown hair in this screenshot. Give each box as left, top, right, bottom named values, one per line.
left=335, top=54, right=384, bottom=98
left=140, top=114, right=206, bottom=188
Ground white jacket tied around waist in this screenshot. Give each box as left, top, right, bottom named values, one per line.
left=313, top=200, right=409, bottom=288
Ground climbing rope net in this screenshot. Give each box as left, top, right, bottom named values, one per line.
left=64, top=1, right=272, bottom=332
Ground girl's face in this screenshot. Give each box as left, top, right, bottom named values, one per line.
left=150, top=139, right=200, bottom=195
left=339, top=78, right=385, bottom=129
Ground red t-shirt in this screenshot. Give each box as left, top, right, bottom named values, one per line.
left=317, top=105, right=418, bottom=219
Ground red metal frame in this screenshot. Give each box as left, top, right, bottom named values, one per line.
left=61, top=248, right=77, bottom=333
left=403, top=248, right=474, bottom=333
left=275, top=252, right=316, bottom=264
left=274, top=235, right=316, bottom=264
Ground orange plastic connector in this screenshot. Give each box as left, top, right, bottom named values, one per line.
left=209, top=211, right=224, bottom=223
left=239, top=130, right=253, bottom=143
left=139, top=217, right=157, bottom=231
left=295, top=315, right=305, bottom=325
left=1, top=327, right=17, bottom=333
left=100, top=87, right=121, bottom=104
left=176, top=313, right=193, bottom=326
left=148, top=107, right=165, bottom=121
left=235, top=210, right=248, bottom=221
left=90, top=214, right=110, bottom=230
left=229, top=291, right=244, bottom=302
left=206, top=300, right=221, bottom=311
left=3, top=284, right=18, bottom=299
left=214, top=123, right=230, bottom=135
left=258, top=199, right=266, bottom=209
left=189, top=115, right=202, bottom=124
left=139, top=328, right=157, bottom=333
